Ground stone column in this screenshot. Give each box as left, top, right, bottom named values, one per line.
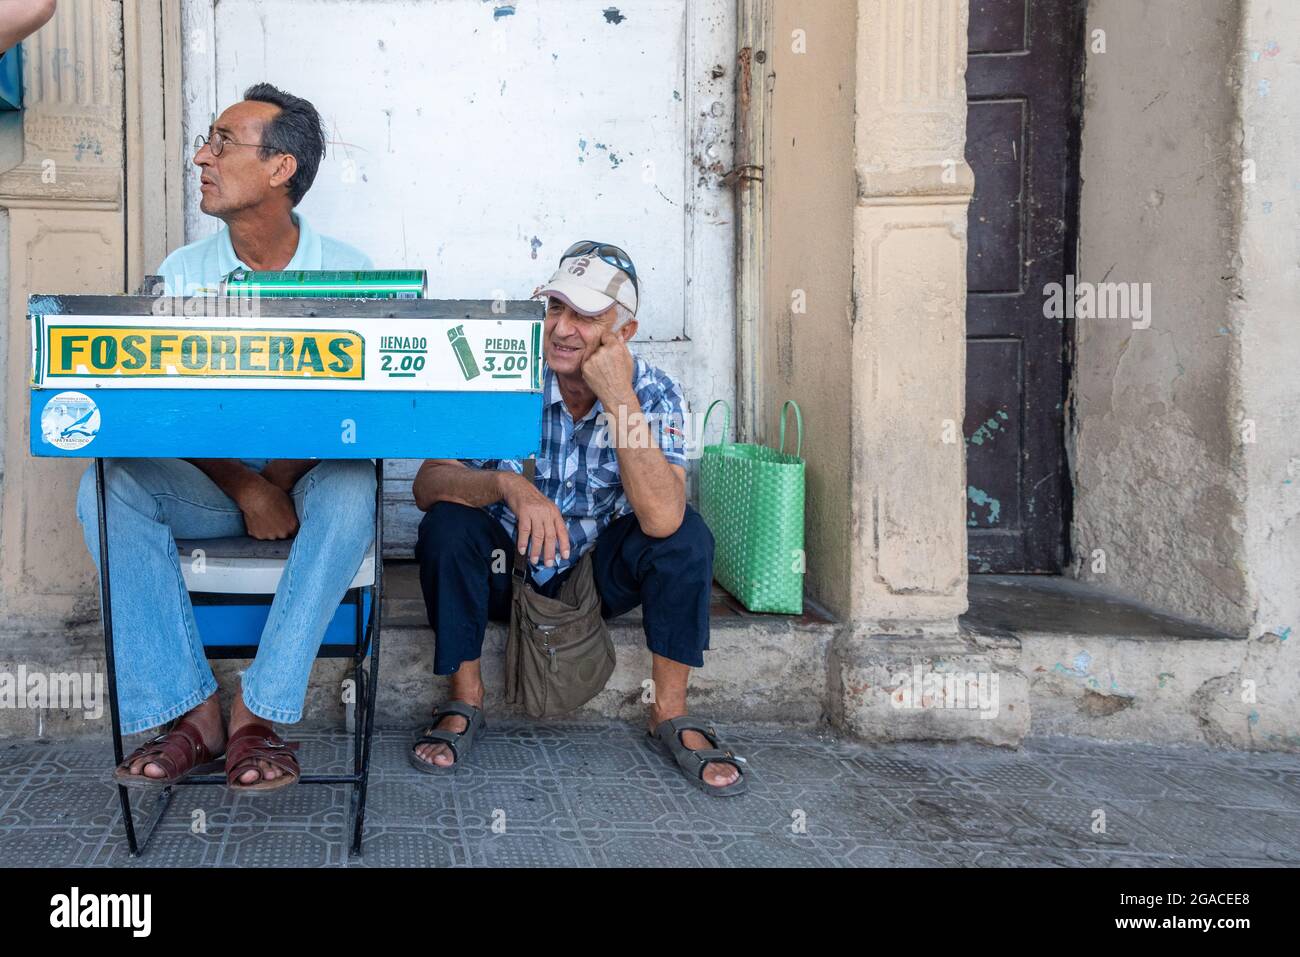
left=0, top=0, right=125, bottom=635
left=830, top=0, right=1027, bottom=744
left=850, top=0, right=970, bottom=623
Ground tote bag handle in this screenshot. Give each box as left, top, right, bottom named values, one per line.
left=702, top=399, right=732, bottom=447
left=777, top=400, right=804, bottom=458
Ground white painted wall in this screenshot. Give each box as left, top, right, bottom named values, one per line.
left=178, top=0, right=737, bottom=552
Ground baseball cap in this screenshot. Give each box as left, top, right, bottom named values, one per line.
left=534, top=247, right=639, bottom=319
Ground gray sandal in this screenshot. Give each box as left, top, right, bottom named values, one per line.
left=650, top=716, right=749, bottom=797
left=408, top=701, right=486, bottom=773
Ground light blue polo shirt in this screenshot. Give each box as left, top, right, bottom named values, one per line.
left=158, top=212, right=372, bottom=297
left=157, top=212, right=372, bottom=470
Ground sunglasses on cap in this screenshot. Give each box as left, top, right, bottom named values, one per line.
left=560, top=241, right=640, bottom=295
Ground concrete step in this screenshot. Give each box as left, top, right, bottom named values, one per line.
left=963, top=576, right=1297, bottom=751
left=0, top=563, right=839, bottom=741
left=363, top=562, right=835, bottom=730
left=4, top=569, right=1295, bottom=752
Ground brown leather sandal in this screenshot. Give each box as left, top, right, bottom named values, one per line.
left=224, top=722, right=301, bottom=795
left=112, top=717, right=224, bottom=790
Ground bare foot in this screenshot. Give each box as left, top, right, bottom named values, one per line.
left=413, top=674, right=485, bottom=768
left=649, top=707, right=741, bottom=789
left=228, top=684, right=287, bottom=786
left=122, top=694, right=225, bottom=780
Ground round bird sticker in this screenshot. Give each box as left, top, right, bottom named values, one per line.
left=41, top=391, right=100, bottom=451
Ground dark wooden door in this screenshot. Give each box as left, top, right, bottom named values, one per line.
left=965, top=0, right=1082, bottom=573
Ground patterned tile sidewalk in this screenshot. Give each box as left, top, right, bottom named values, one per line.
left=1, top=722, right=1297, bottom=867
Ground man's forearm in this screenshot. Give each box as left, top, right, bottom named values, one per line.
left=604, top=391, right=686, bottom=536
left=0, top=0, right=57, bottom=51
left=413, top=460, right=512, bottom=512
left=184, top=458, right=262, bottom=505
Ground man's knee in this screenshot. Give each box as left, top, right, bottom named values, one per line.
left=671, top=506, right=714, bottom=555
left=311, top=459, right=376, bottom=501
left=75, top=459, right=151, bottom=527
left=669, top=508, right=713, bottom=583
left=306, top=460, right=376, bottom=530
left=640, top=506, right=713, bottom=558
left=75, top=463, right=99, bottom=527
left=625, top=506, right=713, bottom=587
left=416, top=502, right=495, bottom=566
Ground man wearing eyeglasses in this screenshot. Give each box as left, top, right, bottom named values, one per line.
left=161, top=83, right=372, bottom=296
left=411, top=242, right=747, bottom=796
left=75, top=84, right=376, bottom=794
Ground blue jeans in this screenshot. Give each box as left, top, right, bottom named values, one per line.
left=75, top=458, right=376, bottom=734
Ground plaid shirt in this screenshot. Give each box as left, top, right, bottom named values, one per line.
left=466, top=356, right=689, bottom=585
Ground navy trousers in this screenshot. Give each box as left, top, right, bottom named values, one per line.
left=415, top=502, right=715, bottom=675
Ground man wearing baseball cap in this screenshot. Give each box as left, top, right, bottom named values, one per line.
left=410, top=241, right=746, bottom=795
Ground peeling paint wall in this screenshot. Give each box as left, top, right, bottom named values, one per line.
left=1073, top=0, right=1252, bottom=634
left=764, top=0, right=858, bottom=619
left=180, top=0, right=737, bottom=552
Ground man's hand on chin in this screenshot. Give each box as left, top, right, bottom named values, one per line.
left=581, top=331, right=636, bottom=407
left=236, top=475, right=300, bottom=541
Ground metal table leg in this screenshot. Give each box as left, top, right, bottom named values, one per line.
left=96, top=458, right=157, bottom=856
left=349, top=458, right=384, bottom=857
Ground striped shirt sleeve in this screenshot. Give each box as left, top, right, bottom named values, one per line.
left=637, top=366, right=690, bottom=469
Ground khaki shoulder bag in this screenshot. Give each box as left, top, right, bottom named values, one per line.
left=505, top=460, right=616, bottom=718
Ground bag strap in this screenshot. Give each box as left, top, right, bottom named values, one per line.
left=778, top=400, right=804, bottom=458
left=512, top=458, right=538, bottom=580
left=702, top=399, right=732, bottom=447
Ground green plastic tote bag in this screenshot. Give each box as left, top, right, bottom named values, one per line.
left=699, top=399, right=806, bottom=614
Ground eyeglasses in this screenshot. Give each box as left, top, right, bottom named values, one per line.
left=561, top=240, right=639, bottom=294
left=194, top=131, right=270, bottom=158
